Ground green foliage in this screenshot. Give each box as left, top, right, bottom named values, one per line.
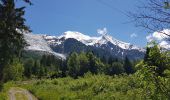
left=2, top=58, right=24, bottom=82
left=21, top=51, right=137, bottom=79
left=67, top=52, right=80, bottom=78
left=32, top=60, right=40, bottom=76
left=87, top=52, right=98, bottom=74
left=144, top=44, right=170, bottom=76
left=135, top=43, right=170, bottom=99
left=22, top=54, right=66, bottom=79
left=0, top=81, right=17, bottom=100
left=135, top=61, right=170, bottom=99
left=40, top=54, right=64, bottom=77
left=18, top=74, right=143, bottom=100
left=124, top=56, right=135, bottom=74
left=0, top=0, right=30, bottom=80
left=23, top=58, right=34, bottom=78
left=78, top=52, right=90, bottom=75
left=109, top=62, right=124, bottom=75
left=67, top=52, right=106, bottom=78
left=19, top=50, right=138, bottom=81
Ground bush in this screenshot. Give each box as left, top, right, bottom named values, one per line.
left=2, top=58, right=24, bottom=82
left=18, top=74, right=143, bottom=100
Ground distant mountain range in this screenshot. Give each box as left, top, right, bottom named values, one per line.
left=24, top=31, right=146, bottom=60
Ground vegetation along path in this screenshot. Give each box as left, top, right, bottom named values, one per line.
left=8, top=87, right=37, bottom=100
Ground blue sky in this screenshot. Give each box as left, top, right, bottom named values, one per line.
left=17, top=0, right=148, bottom=47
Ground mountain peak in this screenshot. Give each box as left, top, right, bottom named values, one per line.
left=61, top=31, right=92, bottom=40
left=24, top=31, right=145, bottom=60
left=52, top=31, right=143, bottom=51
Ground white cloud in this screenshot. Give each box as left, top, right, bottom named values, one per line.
left=130, top=33, right=137, bottom=38
left=146, top=29, right=170, bottom=41
left=159, top=41, right=170, bottom=49
left=146, top=34, right=154, bottom=42
left=146, top=29, right=170, bottom=50
left=97, top=27, right=107, bottom=36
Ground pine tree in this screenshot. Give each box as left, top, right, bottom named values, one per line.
left=87, top=52, right=97, bottom=74
left=32, top=60, right=40, bottom=76
left=124, top=56, right=134, bottom=74
left=135, top=44, right=170, bottom=99
left=23, top=58, right=34, bottom=78
left=67, top=52, right=80, bottom=78
left=109, top=62, right=124, bottom=75
left=0, top=0, right=30, bottom=80
left=108, top=56, right=113, bottom=65
left=78, top=52, right=89, bottom=76
left=38, top=66, right=45, bottom=78
left=144, top=44, right=169, bottom=76
left=40, top=55, right=47, bottom=66
left=144, top=47, right=150, bottom=62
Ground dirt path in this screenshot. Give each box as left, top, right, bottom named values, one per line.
left=8, top=87, right=37, bottom=100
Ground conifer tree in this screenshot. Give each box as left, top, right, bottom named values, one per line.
left=109, top=62, right=124, bottom=75
left=0, top=0, right=30, bottom=80
left=32, top=60, right=40, bottom=76
left=124, top=56, right=134, bottom=74
left=144, top=44, right=169, bottom=76
left=23, top=58, right=34, bottom=78
left=87, top=52, right=97, bottom=74
left=67, top=52, right=80, bottom=78
left=78, top=52, right=89, bottom=76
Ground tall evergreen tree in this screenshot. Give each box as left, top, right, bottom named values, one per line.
left=67, top=52, right=80, bottom=78
left=144, top=47, right=150, bottom=62
left=78, top=52, right=89, bottom=76
left=109, top=62, right=124, bottom=75
left=87, top=52, right=98, bottom=74
left=0, top=0, right=30, bottom=80
left=32, top=60, right=40, bottom=76
left=40, top=55, right=47, bottom=66
left=144, top=44, right=169, bottom=76
left=124, top=56, right=134, bottom=74
left=23, top=58, right=34, bottom=78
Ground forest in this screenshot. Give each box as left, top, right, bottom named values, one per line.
left=0, top=0, right=170, bottom=100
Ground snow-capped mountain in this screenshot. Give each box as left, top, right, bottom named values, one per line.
left=44, top=31, right=144, bottom=51
left=42, top=31, right=145, bottom=60
left=24, top=33, right=66, bottom=59
left=22, top=30, right=146, bottom=60
left=22, top=29, right=170, bottom=60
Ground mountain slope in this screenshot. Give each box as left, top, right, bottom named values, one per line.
left=44, top=31, right=144, bottom=51
left=24, top=33, right=66, bottom=59
left=43, top=31, right=145, bottom=60
left=22, top=30, right=146, bottom=60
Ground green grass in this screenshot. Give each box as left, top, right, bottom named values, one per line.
left=0, top=73, right=149, bottom=100
left=18, top=73, right=143, bottom=100
left=0, top=81, right=16, bottom=100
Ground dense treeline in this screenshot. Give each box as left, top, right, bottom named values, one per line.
left=6, top=43, right=169, bottom=82
left=20, top=52, right=135, bottom=79
left=22, top=54, right=66, bottom=79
